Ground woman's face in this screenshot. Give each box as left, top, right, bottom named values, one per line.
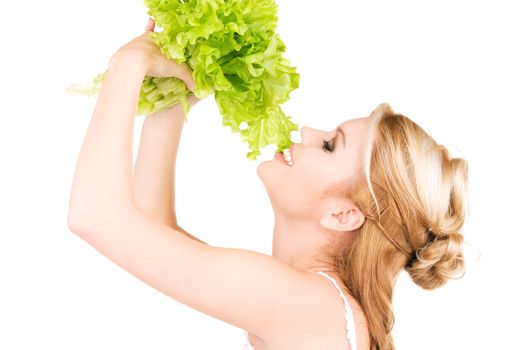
left=257, top=116, right=372, bottom=219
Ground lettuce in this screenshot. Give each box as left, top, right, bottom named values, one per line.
left=68, top=0, right=300, bottom=160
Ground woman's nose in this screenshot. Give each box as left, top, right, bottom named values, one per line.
left=300, top=126, right=311, bottom=142
left=300, top=126, right=321, bottom=144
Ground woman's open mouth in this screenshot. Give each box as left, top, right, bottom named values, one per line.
left=274, top=146, right=294, bottom=166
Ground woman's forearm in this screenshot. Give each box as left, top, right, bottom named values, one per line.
left=132, top=105, right=186, bottom=229
left=68, top=53, right=147, bottom=230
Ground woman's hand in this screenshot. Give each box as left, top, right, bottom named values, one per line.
left=110, top=18, right=197, bottom=93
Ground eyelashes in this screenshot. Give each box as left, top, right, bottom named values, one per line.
left=322, top=138, right=335, bottom=153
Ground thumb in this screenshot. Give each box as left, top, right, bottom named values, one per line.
left=145, top=18, right=155, bottom=32
left=174, top=62, right=197, bottom=91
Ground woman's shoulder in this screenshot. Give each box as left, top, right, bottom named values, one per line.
left=259, top=271, right=370, bottom=349
left=309, top=271, right=370, bottom=349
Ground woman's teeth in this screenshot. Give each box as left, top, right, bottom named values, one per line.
left=283, top=148, right=293, bottom=166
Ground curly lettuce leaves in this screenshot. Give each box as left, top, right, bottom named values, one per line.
left=67, top=0, right=300, bottom=160
left=67, top=71, right=193, bottom=121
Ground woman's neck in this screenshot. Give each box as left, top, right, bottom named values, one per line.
left=271, top=215, right=338, bottom=272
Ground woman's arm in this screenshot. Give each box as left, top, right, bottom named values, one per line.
left=132, top=99, right=206, bottom=246
left=67, top=19, right=196, bottom=231
left=66, top=20, right=326, bottom=341
left=67, top=53, right=145, bottom=231
left=133, top=107, right=183, bottom=229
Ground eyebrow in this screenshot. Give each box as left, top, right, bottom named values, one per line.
left=336, top=126, right=346, bottom=149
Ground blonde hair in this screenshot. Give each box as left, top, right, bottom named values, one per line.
left=322, top=103, right=469, bottom=349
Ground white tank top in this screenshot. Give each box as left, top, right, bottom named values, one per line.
left=241, top=271, right=358, bottom=350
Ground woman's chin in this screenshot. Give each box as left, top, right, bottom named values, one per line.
left=256, top=159, right=279, bottom=186
left=256, top=160, right=269, bottom=181
left=256, top=157, right=284, bottom=180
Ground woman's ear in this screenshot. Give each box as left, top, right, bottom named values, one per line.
left=319, top=197, right=365, bottom=232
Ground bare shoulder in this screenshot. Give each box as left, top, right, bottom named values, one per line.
left=309, top=272, right=370, bottom=349
left=259, top=271, right=370, bottom=350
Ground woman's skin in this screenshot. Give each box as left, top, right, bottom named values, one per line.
left=131, top=83, right=203, bottom=242
left=68, top=18, right=198, bottom=227
left=68, top=18, right=370, bottom=349
left=257, top=117, right=372, bottom=272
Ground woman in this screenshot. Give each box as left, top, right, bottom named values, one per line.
left=68, top=19, right=469, bottom=350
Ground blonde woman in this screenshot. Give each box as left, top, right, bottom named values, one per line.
left=68, top=19, right=469, bottom=350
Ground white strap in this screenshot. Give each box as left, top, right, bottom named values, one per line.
left=316, top=271, right=358, bottom=350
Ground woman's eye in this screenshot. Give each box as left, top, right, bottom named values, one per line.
left=322, top=138, right=335, bottom=152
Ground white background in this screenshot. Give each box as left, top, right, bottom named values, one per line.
left=0, top=0, right=523, bottom=349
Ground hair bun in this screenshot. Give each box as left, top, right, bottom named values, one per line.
left=405, top=231, right=465, bottom=290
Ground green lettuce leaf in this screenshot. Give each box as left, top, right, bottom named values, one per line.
left=68, top=0, right=300, bottom=160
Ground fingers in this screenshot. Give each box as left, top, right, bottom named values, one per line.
left=175, top=63, right=197, bottom=91
left=143, top=17, right=196, bottom=90
left=145, top=18, right=155, bottom=32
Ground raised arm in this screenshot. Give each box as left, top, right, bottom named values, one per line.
left=67, top=19, right=332, bottom=344
left=132, top=98, right=207, bottom=244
